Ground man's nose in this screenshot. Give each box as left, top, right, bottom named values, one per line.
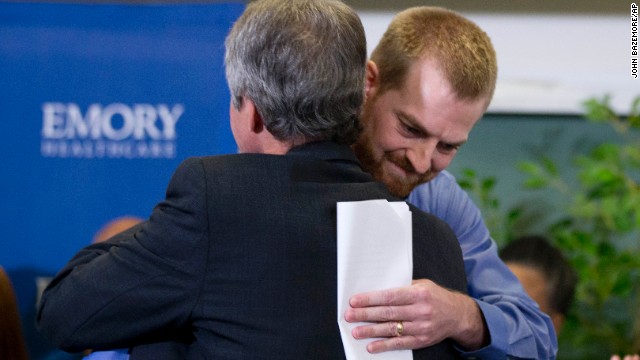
left=405, top=143, right=435, bottom=175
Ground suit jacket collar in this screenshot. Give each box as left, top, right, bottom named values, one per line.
left=287, top=141, right=359, bottom=164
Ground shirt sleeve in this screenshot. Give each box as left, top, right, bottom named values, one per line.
left=407, top=170, right=558, bottom=359
left=83, top=349, right=129, bottom=360
left=37, top=157, right=209, bottom=353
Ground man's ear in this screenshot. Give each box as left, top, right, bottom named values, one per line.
left=241, top=98, right=264, bottom=135
left=250, top=104, right=264, bottom=134
left=365, top=60, right=379, bottom=99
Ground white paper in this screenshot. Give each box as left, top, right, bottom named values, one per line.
left=337, top=200, right=413, bottom=360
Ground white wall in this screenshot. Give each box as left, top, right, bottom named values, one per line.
left=360, top=11, right=639, bottom=115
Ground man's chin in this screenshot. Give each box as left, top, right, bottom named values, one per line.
left=383, top=176, right=418, bottom=198
left=387, top=187, right=413, bottom=199
left=383, top=173, right=436, bottom=198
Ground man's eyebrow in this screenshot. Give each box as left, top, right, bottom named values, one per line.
left=396, top=110, right=427, bottom=135
left=396, top=110, right=468, bottom=147
left=442, top=137, right=468, bottom=148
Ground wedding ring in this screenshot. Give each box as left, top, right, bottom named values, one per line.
left=396, top=321, right=404, bottom=336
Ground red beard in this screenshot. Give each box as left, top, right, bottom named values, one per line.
left=354, top=133, right=436, bottom=198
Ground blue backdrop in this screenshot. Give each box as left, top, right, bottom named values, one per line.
left=0, top=2, right=245, bottom=275
left=1, top=2, right=246, bottom=358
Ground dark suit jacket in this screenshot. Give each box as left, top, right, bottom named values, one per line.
left=37, top=142, right=466, bottom=359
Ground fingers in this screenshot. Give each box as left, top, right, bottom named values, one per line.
left=346, top=286, right=416, bottom=323
left=366, top=336, right=417, bottom=353
left=345, top=304, right=413, bottom=323
left=349, top=287, right=411, bottom=308
left=361, top=331, right=435, bottom=353
left=352, top=321, right=410, bottom=339
left=345, top=280, right=452, bottom=354
left=352, top=322, right=417, bottom=353
left=349, top=280, right=436, bottom=308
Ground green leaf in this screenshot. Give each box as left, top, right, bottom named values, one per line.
left=457, top=179, right=472, bottom=190
left=630, top=96, right=640, bottom=118
left=461, top=168, right=476, bottom=178
left=523, top=177, right=547, bottom=189
left=481, top=177, right=496, bottom=192
left=629, top=115, right=640, bottom=129
left=542, top=156, right=559, bottom=176
left=583, top=96, right=616, bottom=123
left=517, top=161, right=541, bottom=175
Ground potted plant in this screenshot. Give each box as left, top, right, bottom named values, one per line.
left=459, top=96, right=640, bottom=358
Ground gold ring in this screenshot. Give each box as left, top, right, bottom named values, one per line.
left=396, top=321, right=404, bottom=336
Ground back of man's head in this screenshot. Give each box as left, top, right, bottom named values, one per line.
left=500, top=235, right=577, bottom=318
left=225, top=0, right=366, bottom=145
left=371, top=6, right=497, bottom=106
left=93, top=216, right=143, bottom=243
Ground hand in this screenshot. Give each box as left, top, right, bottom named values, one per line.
left=343, top=279, right=488, bottom=353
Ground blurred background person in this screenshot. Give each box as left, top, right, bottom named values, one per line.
left=1, top=265, right=30, bottom=360
left=499, top=234, right=577, bottom=334
left=92, top=216, right=143, bottom=244
left=30, top=216, right=144, bottom=360
left=611, top=355, right=640, bottom=360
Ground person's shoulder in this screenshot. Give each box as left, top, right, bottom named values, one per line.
left=410, top=170, right=456, bottom=195
left=408, top=170, right=460, bottom=208
left=407, top=201, right=466, bottom=289
left=435, top=169, right=457, bottom=182
left=181, top=154, right=296, bottom=186
left=427, top=170, right=458, bottom=189
left=197, top=153, right=286, bottom=164
left=407, top=202, right=455, bottom=235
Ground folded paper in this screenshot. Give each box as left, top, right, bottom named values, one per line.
left=337, top=200, right=413, bottom=360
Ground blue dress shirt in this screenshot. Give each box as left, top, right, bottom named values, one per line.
left=82, top=349, right=128, bottom=360
left=408, top=170, right=557, bottom=359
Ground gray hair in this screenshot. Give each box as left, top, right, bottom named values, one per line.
left=224, top=0, right=366, bottom=144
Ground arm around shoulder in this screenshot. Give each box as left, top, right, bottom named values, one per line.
left=37, top=158, right=210, bottom=352
left=408, top=172, right=558, bottom=358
